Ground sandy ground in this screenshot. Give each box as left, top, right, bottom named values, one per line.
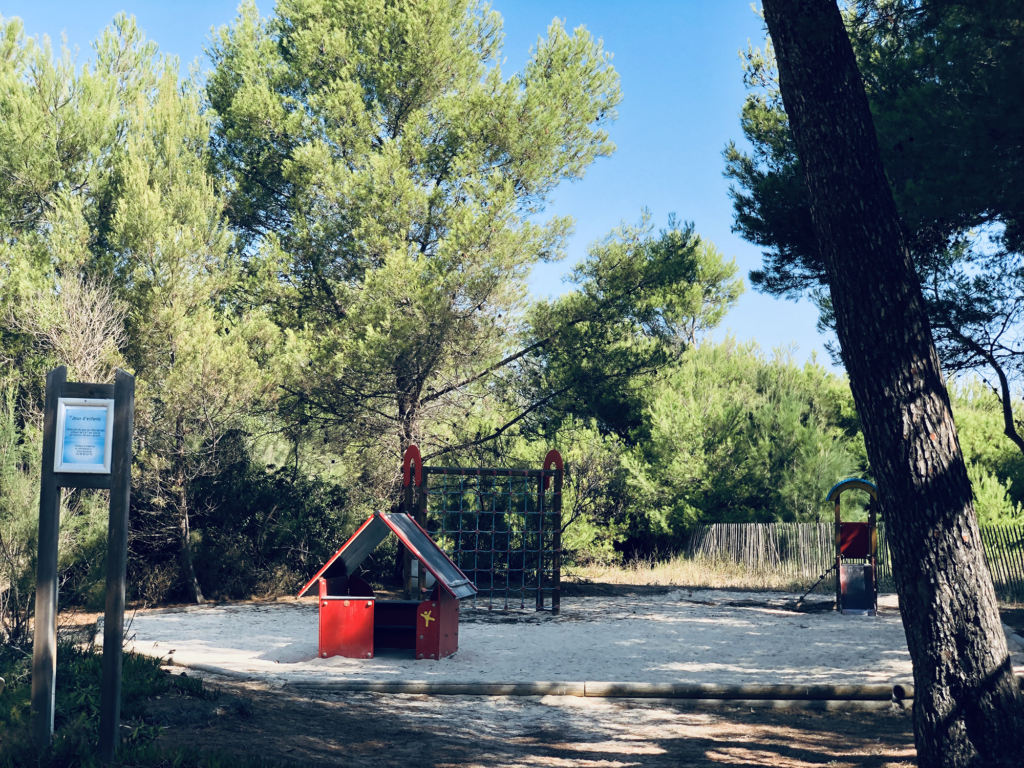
left=120, top=588, right=920, bottom=686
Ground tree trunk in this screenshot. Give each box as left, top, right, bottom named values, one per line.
left=397, top=392, right=418, bottom=460
left=760, top=2, right=1024, bottom=765
left=178, top=502, right=205, bottom=605
left=395, top=391, right=419, bottom=589
left=176, top=414, right=204, bottom=604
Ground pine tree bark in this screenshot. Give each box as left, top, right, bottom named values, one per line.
left=176, top=414, right=205, bottom=605
left=178, top=504, right=205, bottom=605
left=760, top=1, right=1024, bottom=765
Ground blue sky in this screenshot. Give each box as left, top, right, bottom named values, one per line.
left=1, top=0, right=836, bottom=371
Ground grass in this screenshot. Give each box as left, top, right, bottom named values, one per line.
left=0, top=640, right=277, bottom=768
left=566, top=553, right=835, bottom=593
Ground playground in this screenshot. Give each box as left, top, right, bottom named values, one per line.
left=120, top=471, right=1024, bottom=697
left=62, top=456, right=1024, bottom=766
left=121, top=583, right=925, bottom=768
left=121, top=580, right=1024, bottom=767
left=124, top=587, right=915, bottom=689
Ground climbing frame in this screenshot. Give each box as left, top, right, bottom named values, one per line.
left=400, top=446, right=563, bottom=613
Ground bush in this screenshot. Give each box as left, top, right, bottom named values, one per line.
left=0, top=643, right=169, bottom=766
left=625, top=340, right=867, bottom=544
left=186, top=462, right=353, bottom=600
left=967, top=462, right=1024, bottom=525
left=0, top=640, right=289, bottom=767
left=951, top=379, right=1024, bottom=516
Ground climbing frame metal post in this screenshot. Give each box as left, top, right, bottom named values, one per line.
left=544, top=449, right=563, bottom=615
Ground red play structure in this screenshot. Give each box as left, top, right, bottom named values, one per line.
left=298, top=512, right=478, bottom=660
left=826, top=478, right=879, bottom=616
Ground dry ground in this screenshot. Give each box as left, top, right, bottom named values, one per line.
left=140, top=582, right=918, bottom=766
left=1001, top=605, right=1024, bottom=636
left=61, top=583, right=1024, bottom=766
left=151, top=670, right=916, bottom=768
left=123, top=587, right=915, bottom=687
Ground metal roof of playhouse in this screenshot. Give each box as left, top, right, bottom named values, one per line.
left=297, top=512, right=478, bottom=600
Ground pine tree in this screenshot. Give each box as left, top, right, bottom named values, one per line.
left=761, top=1, right=1024, bottom=763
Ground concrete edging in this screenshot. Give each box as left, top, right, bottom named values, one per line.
left=155, top=655, right=1023, bottom=707
left=165, top=658, right=261, bottom=681
left=620, top=698, right=901, bottom=711
left=892, top=675, right=1024, bottom=703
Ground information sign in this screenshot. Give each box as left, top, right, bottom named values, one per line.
left=32, top=368, right=135, bottom=760
left=54, top=398, right=114, bottom=474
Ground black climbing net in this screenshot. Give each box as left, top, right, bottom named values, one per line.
left=402, top=459, right=563, bottom=613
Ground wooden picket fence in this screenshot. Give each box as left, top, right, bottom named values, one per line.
left=686, top=522, right=1024, bottom=602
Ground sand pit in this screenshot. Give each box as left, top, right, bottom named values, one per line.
left=120, top=589, right=920, bottom=688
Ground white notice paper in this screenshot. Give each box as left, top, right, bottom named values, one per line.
left=54, top=398, right=114, bottom=474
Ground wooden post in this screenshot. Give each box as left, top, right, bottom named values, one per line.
left=538, top=451, right=564, bottom=614
left=98, top=369, right=135, bottom=763
left=31, top=366, right=66, bottom=749
left=868, top=498, right=878, bottom=614
left=401, top=447, right=416, bottom=598
left=402, top=481, right=413, bottom=598
left=416, top=469, right=428, bottom=597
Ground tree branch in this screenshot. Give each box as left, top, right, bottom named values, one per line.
left=422, top=385, right=573, bottom=462
left=943, top=323, right=1024, bottom=456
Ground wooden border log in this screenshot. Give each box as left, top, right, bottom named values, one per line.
left=583, top=681, right=895, bottom=700
left=286, top=681, right=587, bottom=696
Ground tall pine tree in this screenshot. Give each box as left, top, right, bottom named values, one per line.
left=761, top=1, right=1024, bottom=763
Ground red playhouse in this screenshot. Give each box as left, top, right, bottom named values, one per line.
left=297, top=512, right=478, bottom=660
left=826, top=478, right=879, bottom=616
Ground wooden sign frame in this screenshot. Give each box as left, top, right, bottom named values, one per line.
left=31, top=366, right=134, bottom=763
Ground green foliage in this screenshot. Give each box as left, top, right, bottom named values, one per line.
left=950, top=379, right=1024, bottom=524
left=496, top=419, right=633, bottom=564
left=966, top=463, right=1023, bottom=526
left=206, top=0, right=622, bottom=474
left=949, top=380, right=1024, bottom=494
left=552, top=424, right=632, bottom=563
left=0, top=384, right=39, bottom=642
left=726, top=0, right=1024, bottom=299
left=101, top=21, right=277, bottom=603
left=625, top=340, right=866, bottom=541
left=0, top=644, right=170, bottom=766
left=0, top=383, right=110, bottom=640
left=724, top=1, right=1024, bottom=466
left=202, top=0, right=747, bottom=553
left=187, top=461, right=352, bottom=600
left=847, top=0, right=1024, bottom=256
left=524, top=215, right=744, bottom=439
left=0, top=642, right=276, bottom=768
left=0, top=12, right=306, bottom=609
left=19, top=0, right=1024, bottom=614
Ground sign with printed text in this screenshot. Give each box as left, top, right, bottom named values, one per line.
left=54, top=398, right=115, bottom=474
